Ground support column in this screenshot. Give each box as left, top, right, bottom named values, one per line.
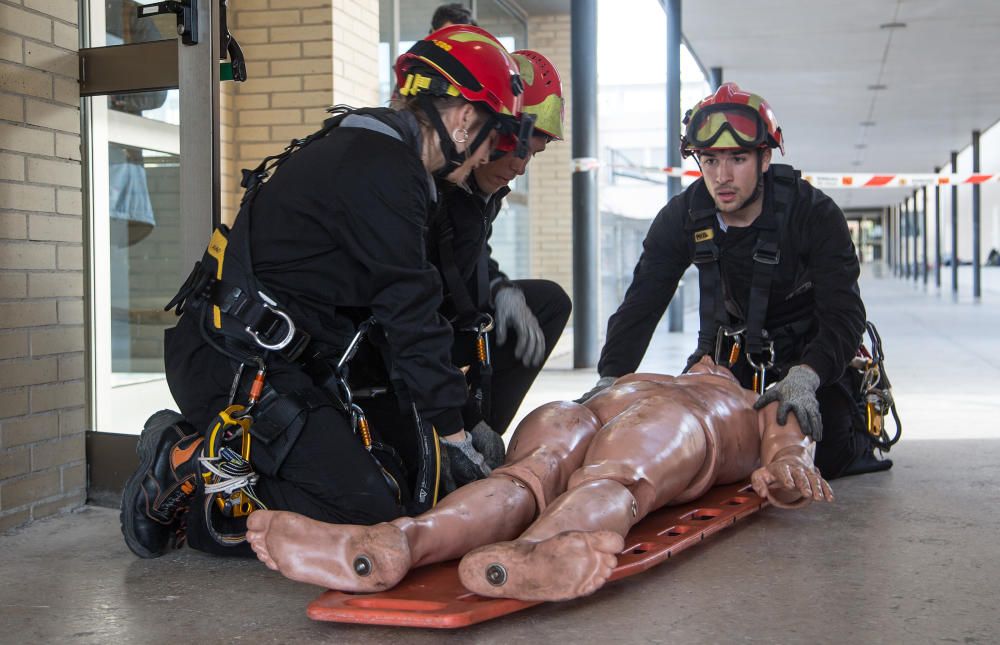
left=934, top=166, right=941, bottom=288
left=571, top=0, right=599, bottom=367
left=922, top=185, right=928, bottom=286
left=911, top=192, right=918, bottom=282
left=709, top=66, right=723, bottom=91
left=951, top=151, right=959, bottom=295
left=889, top=204, right=903, bottom=278
left=904, top=197, right=911, bottom=279
left=972, top=130, right=982, bottom=299
left=882, top=207, right=890, bottom=270
left=896, top=203, right=903, bottom=278
left=665, top=0, right=683, bottom=332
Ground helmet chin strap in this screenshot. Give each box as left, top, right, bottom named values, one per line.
left=418, top=94, right=497, bottom=180
left=418, top=94, right=465, bottom=179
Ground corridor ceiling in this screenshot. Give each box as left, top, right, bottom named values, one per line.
left=680, top=0, right=1000, bottom=209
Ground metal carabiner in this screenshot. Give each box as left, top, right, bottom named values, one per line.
left=337, top=317, right=375, bottom=372
left=714, top=325, right=746, bottom=367
left=476, top=314, right=494, bottom=367
left=745, top=341, right=775, bottom=394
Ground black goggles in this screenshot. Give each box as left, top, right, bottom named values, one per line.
left=490, top=113, right=536, bottom=161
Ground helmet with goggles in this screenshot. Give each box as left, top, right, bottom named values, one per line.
left=489, top=50, right=564, bottom=160
left=512, top=50, right=564, bottom=141
left=395, top=25, right=524, bottom=177
left=680, top=83, right=784, bottom=158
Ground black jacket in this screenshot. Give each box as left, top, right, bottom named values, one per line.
left=236, top=110, right=467, bottom=434
left=598, top=165, right=865, bottom=386
left=428, top=175, right=510, bottom=324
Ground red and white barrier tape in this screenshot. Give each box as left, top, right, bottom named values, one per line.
left=575, top=158, right=1000, bottom=188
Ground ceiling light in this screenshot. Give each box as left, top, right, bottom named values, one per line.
left=855, top=144, right=867, bottom=149
left=879, top=22, right=907, bottom=29
left=868, top=84, right=887, bottom=91
left=851, top=161, right=863, bottom=167
left=860, top=121, right=876, bottom=126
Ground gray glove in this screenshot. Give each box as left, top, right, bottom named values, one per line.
left=494, top=285, right=545, bottom=368
left=753, top=364, right=823, bottom=441
left=469, top=420, right=505, bottom=470
left=575, top=375, right=616, bottom=404
left=440, top=430, right=492, bottom=492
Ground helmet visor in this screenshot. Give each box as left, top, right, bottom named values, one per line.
left=491, top=113, right=536, bottom=160
left=685, top=103, right=766, bottom=150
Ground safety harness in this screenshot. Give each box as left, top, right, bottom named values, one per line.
left=687, top=166, right=903, bottom=452
left=430, top=182, right=510, bottom=422
left=165, top=107, right=441, bottom=544
left=688, top=164, right=803, bottom=392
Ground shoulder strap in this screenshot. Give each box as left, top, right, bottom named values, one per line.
left=686, top=187, right=726, bottom=354
left=744, top=166, right=798, bottom=356
left=434, top=210, right=484, bottom=327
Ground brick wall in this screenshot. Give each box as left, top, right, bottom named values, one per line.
left=332, top=0, right=379, bottom=108
left=220, top=0, right=335, bottom=223
left=0, top=0, right=86, bottom=532
left=527, top=14, right=574, bottom=295
left=219, top=0, right=380, bottom=223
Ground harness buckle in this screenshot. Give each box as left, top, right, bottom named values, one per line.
left=693, top=245, right=719, bottom=264
left=752, top=246, right=780, bottom=265
left=245, top=304, right=297, bottom=351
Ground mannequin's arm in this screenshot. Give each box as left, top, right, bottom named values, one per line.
left=751, top=401, right=834, bottom=508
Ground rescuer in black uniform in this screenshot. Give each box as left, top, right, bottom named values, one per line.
left=120, top=26, right=530, bottom=559
left=429, top=50, right=571, bottom=440
left=580, top=83, right=892, bottom=480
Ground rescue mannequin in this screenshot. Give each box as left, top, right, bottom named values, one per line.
left=245, top=357, right=833, bottom=601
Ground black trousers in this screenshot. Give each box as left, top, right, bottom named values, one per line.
left=451, top=279, right=572, bottom=435
left=811, top=378, right=872, bottom=480
left=730, top=360, right=868, bottom=481
left=164, top=314, right=406, bottom=557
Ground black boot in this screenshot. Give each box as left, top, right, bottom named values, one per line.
left=840, top=447, right=893, bottom=477
left=120, top=410, right=203, bottom=558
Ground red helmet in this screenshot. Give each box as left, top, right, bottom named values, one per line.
left=395, top=24, right=522, bottom=119
left=680, top=82, right=784, bottom=157
left=512, top=50, right=564, bottom=140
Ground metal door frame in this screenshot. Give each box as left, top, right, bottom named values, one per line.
left=81, top=0, right=219, bottom=500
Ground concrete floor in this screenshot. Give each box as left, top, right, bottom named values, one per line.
left=2, top=269, right=999, bottom=643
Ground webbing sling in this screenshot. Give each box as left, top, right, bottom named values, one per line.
left=690, top=205, right=725, bottom=356
left=435, top=215, right=491, bottom=328
left=743, top=165, right=797, bottom=357
left=431, top=194, right=497, bottom=421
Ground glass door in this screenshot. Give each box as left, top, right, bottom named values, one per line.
left=82, top=0, right=220, bottom=435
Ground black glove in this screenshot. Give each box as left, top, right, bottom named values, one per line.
left=683, top=350, right=708, bottom=373
left=575, top=376, right=616, bottom=404
left=753, top=364, right=823, bottom=441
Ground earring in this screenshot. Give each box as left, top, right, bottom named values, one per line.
left=451, top=127, right=469, bottom=143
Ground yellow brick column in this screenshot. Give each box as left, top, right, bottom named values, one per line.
left=0, top=0, right=86, bottom=532
left=332, top=0, right=379, bottom=108
left=527, top=14, right=573, bottom=295
left=221, top=0, right=380, bottom=223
